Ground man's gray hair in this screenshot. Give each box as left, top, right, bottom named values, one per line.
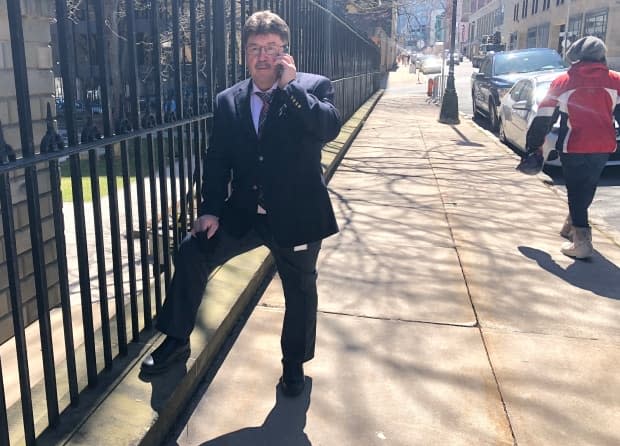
left=243, top=10, right=290, bottom=47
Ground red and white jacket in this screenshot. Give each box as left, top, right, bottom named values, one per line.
left=527, top=62, right=620, bottom=154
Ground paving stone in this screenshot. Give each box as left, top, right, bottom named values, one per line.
left=485, top=329, right=620, bottom=446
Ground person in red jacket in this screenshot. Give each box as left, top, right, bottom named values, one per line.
left=526, top=36, right=620, bottom=259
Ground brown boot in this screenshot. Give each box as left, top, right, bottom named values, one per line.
left=560, top=215, right=574, bottom=240
left=561, top=227, right=593, bottom=259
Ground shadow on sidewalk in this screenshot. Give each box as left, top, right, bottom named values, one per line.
left=450, top=126, right=485, bottom=147
left=519, top=246, right=620, bottom=300
left=196, top=378, right=313, bottom=446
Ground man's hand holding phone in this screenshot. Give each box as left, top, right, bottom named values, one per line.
left=276, top=47, right=296, bottom=88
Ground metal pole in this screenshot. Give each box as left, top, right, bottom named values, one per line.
left=563, top=0, right=571, bottom=61
left=439, top=0, right=460, bottom=125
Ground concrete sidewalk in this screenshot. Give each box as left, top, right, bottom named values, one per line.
left=162, top=68, right=620, bottom=446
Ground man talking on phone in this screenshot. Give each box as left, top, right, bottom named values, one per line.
left=141, top=10, right=342, bottom=398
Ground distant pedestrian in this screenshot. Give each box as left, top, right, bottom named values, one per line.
left=526, top=36, right=620, bottom=259
left=164, top=93, right=177, bottom=122
left=141, top=10, right=341, bottom=397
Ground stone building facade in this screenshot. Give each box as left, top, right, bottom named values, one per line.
left=467, top=0, right=620, bottom=69
left=465, top=0, right=504, bottom=59
left=0, top=0, right=60, bottom=343
left=503, top=0, right=620, bottom=69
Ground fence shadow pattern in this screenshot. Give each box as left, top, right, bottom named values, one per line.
left=0, top=1, right=381, bottom=444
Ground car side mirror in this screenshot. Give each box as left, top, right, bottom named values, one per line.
left=512, top=100, right=531, bottom=111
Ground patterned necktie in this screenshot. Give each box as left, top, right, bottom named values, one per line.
left=255, top=91, right=273, bottom=137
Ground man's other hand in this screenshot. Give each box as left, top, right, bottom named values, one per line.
left=191, top=214, right=219, bottom=239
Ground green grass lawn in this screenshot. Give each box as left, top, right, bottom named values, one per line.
left=60, top=142, right=156, bottom=202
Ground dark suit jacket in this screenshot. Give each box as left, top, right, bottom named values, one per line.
left=199, top=72, right=342, bottom=248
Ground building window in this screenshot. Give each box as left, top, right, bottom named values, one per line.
left=538, top=23, right=550, bottom=48
left=527, top=27, right=537, bottom=48
left=584, top=9, right=608, bottom=41
left=522, top=0, right=528, bottom=18
left=567, top=14, right=583, bottom=45
left=532, top=0, right=539, bottom=15
left=509, top=31, right=518, bottom=50
left=542, top=0, right=550, bottom=11
left=514, top=4, right=519, bottom=21
left=495, top=7, right=504, bottom=27
left=556, top=0, right=564, bottom=5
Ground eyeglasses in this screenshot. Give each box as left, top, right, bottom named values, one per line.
left=246, top=45, right=286, bottom=57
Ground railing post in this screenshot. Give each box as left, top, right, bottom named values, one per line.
left=0, top=121, right=34, bottom=445
left=41, top=104, right=80, bottom=407
left=7, top=0, right=60, bottom=427
left=213, top=0, right=227, bottom=93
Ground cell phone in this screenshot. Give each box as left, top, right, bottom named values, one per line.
left=276, top=45, right=289, bottom=79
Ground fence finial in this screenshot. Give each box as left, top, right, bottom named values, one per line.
left=40, top=103, right=65, bottom=153
left=0, top=120, right=17, bottom=164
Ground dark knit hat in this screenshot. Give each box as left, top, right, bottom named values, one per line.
left=566, top=36, right=607, bottom=63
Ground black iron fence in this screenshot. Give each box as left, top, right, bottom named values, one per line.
left=0, top=0, right=381, bottom=444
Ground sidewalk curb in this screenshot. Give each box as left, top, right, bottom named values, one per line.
left=54, top=90, right=384, bottom=446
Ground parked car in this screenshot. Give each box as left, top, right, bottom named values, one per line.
left=415, top=54, right=430, bottom=70
left=471, top=48, right=567, bottom=131
left=498, top=72, right=620, bottom=167
left=498, top=72, right=562, bottom=155
left=421, top=56, right=442, bottom=74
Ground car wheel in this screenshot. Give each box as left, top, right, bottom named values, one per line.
left=498, top=118, right=507, bottom=143
left=489, top=100, right=499, bottom=132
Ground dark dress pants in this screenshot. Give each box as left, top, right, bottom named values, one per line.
left=156, top=214, right=322, bottom=364
left=559, top=152, right=609, bottom=228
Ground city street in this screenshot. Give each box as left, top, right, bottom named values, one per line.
left=429, top=57, right=620, bottom=239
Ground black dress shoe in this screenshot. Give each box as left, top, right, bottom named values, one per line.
left=280, top=361, right=305, bottom=397
left=141, top=336, right=190, bottom=375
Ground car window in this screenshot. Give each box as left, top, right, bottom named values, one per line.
left=481, top=59, right=491, bottom=75
left=493, top=51, right=566, bottom=75
left=518, top=82, right=533, bottom=103
left=533, top=81, right=551, bottom=104
left=510, top=81, right=526, bottom=101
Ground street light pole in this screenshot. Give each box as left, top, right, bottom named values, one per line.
left=439, top=0, right=460, bottom=124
